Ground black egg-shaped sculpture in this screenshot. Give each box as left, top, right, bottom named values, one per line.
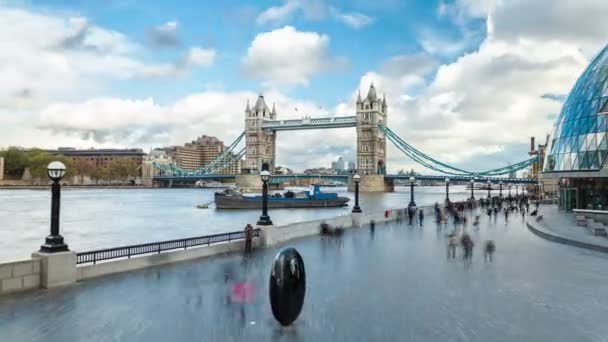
left=269, top=247, right=306, bottom=326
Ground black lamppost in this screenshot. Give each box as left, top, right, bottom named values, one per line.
left=445, top=178, right=450, bottom=203
left=40, top=161, right=69, bottom=253
left=508, top=185, right=512, bottom=198
left=257, top=170, right=273, bottom=226
left=352, top=174, right=362, bottom=213
left=516, top=185, right=519, bottom=196
left=499, top=181, right=503, bottom=198
left=470, top=179, right=475, bottom=201
left=487, top=180, right=492, bottom=199
left=409, top=176, right=416, bottom=207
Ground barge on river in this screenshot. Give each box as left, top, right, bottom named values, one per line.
left=214, top=184, right=350, bottom=209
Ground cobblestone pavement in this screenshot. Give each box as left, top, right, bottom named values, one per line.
left=1, top=210, right=608, bottom=342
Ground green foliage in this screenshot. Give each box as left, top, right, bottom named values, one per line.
left=107, top=159, right=139, bottom=181
left=0, top=147, right=29, bottom=177
left=26, top=149, right=74, bottom=179
left=0, top=147, right=74, bottom=179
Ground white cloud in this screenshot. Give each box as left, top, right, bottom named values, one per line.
left=257, top=0, right=372, bottom=29
left=181, top=47, right=216, bottom=67
left=256, top=0, right=299, bottom=25
left=242, top=26, right=345, bottom=86
left=146, top=21, right=180, bottom=48
left=329, top=7, right=374, bottom=29
left=0, top=5, right=215, bottom=111
left=365, top=0, right=608, bottom=173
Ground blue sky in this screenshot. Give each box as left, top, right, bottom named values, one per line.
left=1, top=0, right=607, bottom=173
left=22, top=0, right=486, bottom=105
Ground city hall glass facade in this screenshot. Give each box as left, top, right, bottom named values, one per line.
left=544, top=45, right=608, bottom=172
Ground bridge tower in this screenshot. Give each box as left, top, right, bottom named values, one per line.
left=242, top=95, right=276, bottom=174
left=356, top=83, right=387, bottom=175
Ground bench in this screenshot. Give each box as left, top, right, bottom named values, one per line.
left=576, top=215, right=588, bottom=227
left=588, top=220, right=608, bottom=236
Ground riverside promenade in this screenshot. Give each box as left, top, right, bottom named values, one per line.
left=527, top=205, right=608, bottom=253
left=2, top=208, right=608, bottom=342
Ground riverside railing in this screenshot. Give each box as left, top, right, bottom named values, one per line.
left=76, top=229, right=261, bottom=265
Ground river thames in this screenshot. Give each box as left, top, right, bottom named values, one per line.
left=0, top=185, right=495, bottom=261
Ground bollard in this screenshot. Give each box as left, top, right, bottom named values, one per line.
left=269, top=247, right=306, bottom=326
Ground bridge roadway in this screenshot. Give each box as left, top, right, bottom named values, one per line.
left=1, top=209, right=606, bottom=341
left=153, top=174, right=536, bottom=184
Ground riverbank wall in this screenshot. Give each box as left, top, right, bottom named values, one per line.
left=0, top=204, right=434, bottom=296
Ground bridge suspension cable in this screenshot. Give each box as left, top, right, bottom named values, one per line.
left=379, top=125, right=538, bottom=176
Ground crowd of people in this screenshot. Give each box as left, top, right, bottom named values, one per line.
left=405, top=194, right=542, bottom=265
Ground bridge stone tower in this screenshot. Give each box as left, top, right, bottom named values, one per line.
left=356, top=83, right=387, bottom=175
left=243, top=95, right=277, bottom=174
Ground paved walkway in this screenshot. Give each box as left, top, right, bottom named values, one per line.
left=2, top=212, right=608, bottom=341
left=527, top=205, right=608, bottom=252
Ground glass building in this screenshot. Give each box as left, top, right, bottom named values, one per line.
left=543, top=44, right=608, bottom=210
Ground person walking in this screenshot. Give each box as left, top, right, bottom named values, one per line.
left=244, top=224, right=254, bottom=256
left=418, top=209, right=424, bottom=226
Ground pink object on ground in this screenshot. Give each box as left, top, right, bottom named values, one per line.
left=231, top=282, right=256, bottom=303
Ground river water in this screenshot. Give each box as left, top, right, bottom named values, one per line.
left=0, top=185, right=501, bottom=261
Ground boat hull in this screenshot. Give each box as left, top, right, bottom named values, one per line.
left=214, top=193, right=349, bottom=209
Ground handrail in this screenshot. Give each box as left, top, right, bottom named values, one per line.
left=76, top=229, right=260, bottom=265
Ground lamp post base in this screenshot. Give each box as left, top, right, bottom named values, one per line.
left=352, top=206, right=362, bottom=213
left=257, top=216, right=273, bottom=226
left=39, top=235, right=69, bottom=253
left=409, top=201, right=416, bottom=207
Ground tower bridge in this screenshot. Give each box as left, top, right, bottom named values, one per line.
left=151, top=84, right=540, bottom=191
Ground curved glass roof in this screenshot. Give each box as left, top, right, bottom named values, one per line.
left=544, top=45, right=608, bottom=172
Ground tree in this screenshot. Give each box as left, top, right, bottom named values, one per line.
left=26, top=150, right=74, bottom=180
left=0, top=147, right=29, bottom=177
left=73, top=159, right=95, bottom=183
left=107, top=159, right=139, bottom=182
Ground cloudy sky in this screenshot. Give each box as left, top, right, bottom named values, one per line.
left=1, top=0, right=607, bottom=173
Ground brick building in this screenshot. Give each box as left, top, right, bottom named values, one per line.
left=165, top=135, right=240, bottom=175
left=46, top=148, right=146, bottom=176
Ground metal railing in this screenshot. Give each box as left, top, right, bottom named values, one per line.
left=76, top=229, right=260, bottom=265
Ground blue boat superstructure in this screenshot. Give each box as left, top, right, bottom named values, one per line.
left=214, top=185, right=350, bottom=209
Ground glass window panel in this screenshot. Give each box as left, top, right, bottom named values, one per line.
left=579, top=152, right=589, bottom=169
left=563, top=137, right=572, bottom=153
left=563, top=153, right=571, bottom=169
left=599, top=149, right=608, bottom=167
left=579, top=135, right=587, bottom=151
left=598, top=133, right=608, bottom=150
left=590, top=151, right=600, bottom=168
left=571, top=154, right=579, bottom=170
left=587, top=133, right=597, bottom=150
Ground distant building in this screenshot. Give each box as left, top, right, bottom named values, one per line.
left=142, top=149, right=173, bottom=178
left=274, top=165, right=293, bottom=175
left=330, top=157, right=345, bottom=171
left=164, top=135, right=240, bottom=175
left=303, top=167, right=335, bottom=175
left=348, top=161, right=356, bottom=170
left=46, top=148, right=146, bottom=176
left=0, top=157, right=3, bottom=181
left=336, top=157, right=345, bottom=171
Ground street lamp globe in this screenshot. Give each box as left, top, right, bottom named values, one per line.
left=353, top=174, right=361, bottom=183
left=487, top=180, right=491, bottom=186
left=445, top=178, right=449, bottom=184
left=470, top=179, right=474, bottom=185
left=47, top=161, right=66, bottom=182
left=409, top=176, right=415, bottom=183
left=260, top=170, right=271, bottom=182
